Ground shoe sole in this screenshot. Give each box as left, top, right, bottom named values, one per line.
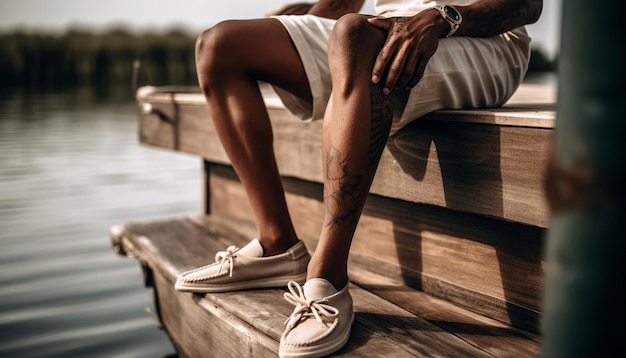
left=279, top=313, right=355, bottom=358
left=175, top=272, right=307, bottom=293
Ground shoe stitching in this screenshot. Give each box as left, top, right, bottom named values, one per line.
left=180, top=245, right=240, bottom=283
left=179, top=241, right=310, bottom=284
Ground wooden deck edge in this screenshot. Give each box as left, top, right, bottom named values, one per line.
left=109, top=216, right=540, bottom=357
left=111, top=220, right=280, bottom=357
left=136, top=83, right=556, bottom=128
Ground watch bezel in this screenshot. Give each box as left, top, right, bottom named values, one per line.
left=443, top=5, right=462, bottom=25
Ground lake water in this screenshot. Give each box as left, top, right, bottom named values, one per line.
left=0, top=86, right=203, bottom=357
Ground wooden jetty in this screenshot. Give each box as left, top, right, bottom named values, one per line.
left=111, top=83, right=555, bottom=357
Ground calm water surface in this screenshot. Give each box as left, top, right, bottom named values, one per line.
left=0, top=86, right=203, bottom=357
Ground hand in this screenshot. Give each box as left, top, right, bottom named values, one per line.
left=367, top=11, right=447, bottom=95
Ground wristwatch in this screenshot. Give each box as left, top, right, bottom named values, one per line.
left=432, top=5, right=462, bottom=38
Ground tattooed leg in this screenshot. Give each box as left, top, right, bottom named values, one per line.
left=302, top=13, right=400, bottom=289
left=309, top=83, right=394, bottom=289
left=323, top=84, right=393, bottom=230
left=305, top=14, right=396, bottom=289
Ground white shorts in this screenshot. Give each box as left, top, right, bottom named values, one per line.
left=271, top=14, right=531, bottom=135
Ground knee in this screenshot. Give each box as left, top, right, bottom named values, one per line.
left=195, top=21, right=237, bottom=93
left=328, top=14, right=376, bottom=60
left=327, top=14, right=383, bottom=96
left=327, top=14, right=384, bottom=82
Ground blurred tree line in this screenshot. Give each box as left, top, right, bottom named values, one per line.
left=0, top=28, right=197, bottom=89
left=0, top=27, right=556, bottom=90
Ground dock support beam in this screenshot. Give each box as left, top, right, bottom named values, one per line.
left=542, top=1, right=626, bottom=357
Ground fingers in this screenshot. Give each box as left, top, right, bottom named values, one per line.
left=368, top=14, right=441, bottom=95
left=370, top=17, right=417, bottom=94
left=395, top=44, right=428, bottom=90
left=366, top=16, right=392, bottom=31
left=370, top=17, right=406, bottom=93
left=371, top=40, right=396, bottom=89
left=367, top=17, right=393, bottom=85
left=405, top=35, right=439, bottom=89
left=382, top=43, right=411, bottom=93
left=407, top=56, right=428, bottom=89
left=392, top=38, right=431, bottom=92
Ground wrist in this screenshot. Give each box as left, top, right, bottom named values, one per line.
left=430, top=10, right=452, bottom=38
left=432, top=5, right=463, bottom=38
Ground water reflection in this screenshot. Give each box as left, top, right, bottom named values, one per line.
left=0, top=86, right=201, bottom=357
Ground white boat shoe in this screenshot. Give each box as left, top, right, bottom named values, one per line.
left=279, top=279, right=354, bottom=358
left=174, top=239, right=310, bottom=293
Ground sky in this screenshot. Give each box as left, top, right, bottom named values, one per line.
left=0, top=0, right=560, bottom=57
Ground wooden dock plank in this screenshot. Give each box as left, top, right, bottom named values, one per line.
left=350, top=268, right=540, bottom=358
left=111, top=215, right=538, bottom=357
left=151, top=271, right=278, bottom=358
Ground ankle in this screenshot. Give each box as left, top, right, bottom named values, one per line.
left=258, top=237, right=299, bottom=257
left=306, top=264, right=348, bottom=291
left=306, top=275, right=349, bottom=291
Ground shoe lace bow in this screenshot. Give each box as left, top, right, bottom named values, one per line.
left=214, top=245, right=239, bottom=277
left=283, top=281, right=339, bottom=330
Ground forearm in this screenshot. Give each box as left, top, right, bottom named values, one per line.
left=308, top=0, right=364, bottom=20
left=453, top=0, right=543, bottom=38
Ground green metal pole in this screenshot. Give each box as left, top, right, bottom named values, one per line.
left=542, top=1, right=626, bottom=357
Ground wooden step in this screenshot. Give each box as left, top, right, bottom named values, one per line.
left=110, top=215, right=540, bottom=357
left=207, top=164, right=543, bottom=334
left=136, top=84, right=556, bottom=228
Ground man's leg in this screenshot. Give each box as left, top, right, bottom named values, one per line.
left=278, top=14, right=396, bottom=358
left=195, top=19, right=311, bottom=256
left=308, top=14, right=395, bottom=289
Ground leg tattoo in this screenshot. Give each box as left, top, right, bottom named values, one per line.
left=324, top=83, right=393, bottom=229
left=325, top=145, right=362, bottom=227
left=367, top=83, right=394, bottom=166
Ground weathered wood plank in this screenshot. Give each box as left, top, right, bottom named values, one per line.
left=152, top=269, right=279, bottom=358
left=207, top=164, right=544, bottom=333
left=136, top=84, right=555, bottom=227
left=111, top=215, right=539, bottom=357
left=138, top=84, right=556, bottom=127
left=349, top=268, right=540, bottom=357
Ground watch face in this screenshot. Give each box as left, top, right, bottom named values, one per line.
left=444, top=6, right=461, bottom=22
